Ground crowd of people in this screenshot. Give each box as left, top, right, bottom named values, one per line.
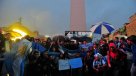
left=0, top=28, right=136, bottom=76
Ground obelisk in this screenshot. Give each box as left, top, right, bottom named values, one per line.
left=70, top=0, right=86, bottom=31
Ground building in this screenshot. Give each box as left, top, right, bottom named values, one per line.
left=126, top=13, right=136, bottom=36
left=2, top=21, right=36, bottom=40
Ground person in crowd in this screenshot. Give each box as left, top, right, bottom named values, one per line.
left=24, top=50, right=42, bottom=76
left=4, top=33, right=12, bottom=53
left=127, top=35, right=136, bottom=76
left=83, top=51, right=94, bottom=76
left=107, top=42, right=127, bottom=76
left=50, top=42, right=59, bottom=52
left=0, top=28, right=5, bottom=76
left=99, top=39, right=109, bottom=56
left=118, top=37, right=127, bottom=51
left=93, top=53, right=107, bottom=76
left=2, top=34, right=23, bottom=76
left=3, top=32, right=136, bottom=76
left=1, top=33, right=13, bottom=76
left=40, top=52, right=51, bottom=76
left=51, top=47, right=59, bottom=52
left=0, top=28, right=5, bottom=55
left=1, top=39, right=21, bottom=76
left=42, top=38, right=52, bottom=51
left=80, top=48, right=87, bottom=59
left=12, top=35, right=32, bottom=76
left=46, top=53, right=59, bottom=76
left=58, top=53, right=70, bottom=76
left=32, top=37, right=46, bottom=53
left=92, top=43, right=99, bottom=55
left=80, top=40, right=93, bottom=52
left=114, top=37, right=120, bottom=48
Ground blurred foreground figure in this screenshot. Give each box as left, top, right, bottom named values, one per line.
left=2, top=36, right=32, bottom=76
left=0, top=28, right=5, bottom=76
left=127, top=35, right=136, bottom=76
left=13, top=36, right=32, bottom=76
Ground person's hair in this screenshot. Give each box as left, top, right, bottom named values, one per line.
left=93, top=42, right=98, bottom=46
left=120, top=37, right=126, bottom=42
left=115, top=37, right=119, bottom=40
left=33, top=50, right=40, bottom=54
left=24, top=35, right=30, bottom=41
left=108, top=40, right=114, bottom=43
left=127, top=35, right=136, bottom=44
left=102, top=39, right=107, bottom=43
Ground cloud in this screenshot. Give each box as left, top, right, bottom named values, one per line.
left=23, top=9, right=69, bottom=36
left=0, top=0, right=70, bottom=36
left=21, top=9, right=56, bottom=35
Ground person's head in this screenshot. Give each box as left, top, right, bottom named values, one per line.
left=43, top=52, right=49, bottom=58
left=34, top=37, right=40, bottom=43
left=29, top=37, right=34, bottom=42
left=52, top=47, right=57, bottom=52
left=94, top=55, right=99, bottom=60
left=86, top=51, right=90, bottom=56
left=59, top=53, right=64, bottom=59
left=64, top=51, right=69, bottom=58
left=102, top=39, right=107, bottom=44
left=127, top=35, right=136, bottom=45
left=109, top=43, right=116, bottom=51
left=99, top=39, right=103, bottom=45
left=93, top=43, right=98, bottom=49
left=42, top=40, right=46, bottom=44
left=47, top=37, right=52, bottom=42
left=94, top=53, right=102, bottom=60
left=0, top=28, right=2, bottom=34
left=24, top=35, right=30, bottom=40
left=81, top=47, right=88, bottom=52
left=119, top=37, right=126, bottom=43
left=89, top=46, right=93, bottom=51
left=83, top=40, right=87, bottom=44
left=5, top=33, right=11, bottom=40
left=33, top=50, right=40, bottom=59
left=114, top=37, right=119, bottom=41
left=108, top=40, right=114, bottom=44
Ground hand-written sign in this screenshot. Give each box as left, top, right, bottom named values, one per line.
left=59, top=59, right=70, bottom=70
left=69, top=58, right=83, bottom=69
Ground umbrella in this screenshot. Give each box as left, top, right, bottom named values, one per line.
left=90, top=22, right=115, bottom=34
left=80, top=36, right=92, bottom=42
left=52, top=35, right=69, bottom=42
left=70, top=36, right=80, bottom=42
left=71, top=36, right=92, bottom=42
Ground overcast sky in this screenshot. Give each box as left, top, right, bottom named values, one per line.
left=0, top=0, right=136, bottom=36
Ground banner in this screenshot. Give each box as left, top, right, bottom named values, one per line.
left=65, top=31, right=92, bottom=37
left=69, top=58, right=83, bottom=69
left=59, top=59, right=70, bottom=70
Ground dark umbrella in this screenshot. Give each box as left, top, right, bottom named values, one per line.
left=80, top=36, right=92, bottom=42
left=52, top=35, right=69, bottom=42
left=70, top=36, right=80, bottom=42
left=71, top=36, right=92, bottom=42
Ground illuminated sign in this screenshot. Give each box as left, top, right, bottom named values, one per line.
left=65, top=31, right=92, bottom=38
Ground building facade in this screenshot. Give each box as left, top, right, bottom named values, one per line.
left=126, top=13, right=136, bottom=36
